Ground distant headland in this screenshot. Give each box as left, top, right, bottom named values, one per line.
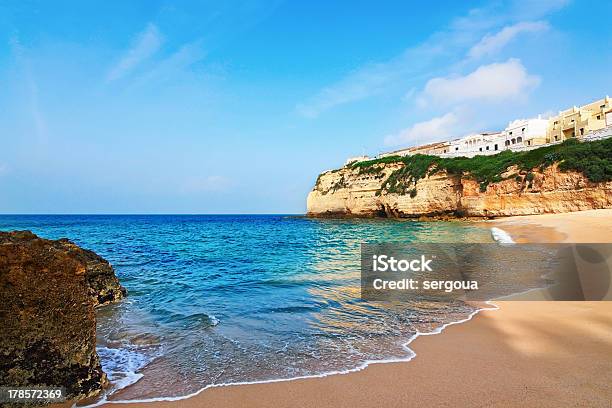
left=308, top=96, right=612, bottom=218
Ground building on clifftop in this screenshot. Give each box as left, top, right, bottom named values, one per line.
left=546, top=96, right=611, bottom=142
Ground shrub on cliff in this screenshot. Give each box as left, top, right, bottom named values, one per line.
left=347, top=138, right=612, bottom=194
left=557, top=138, right=612, bottom=183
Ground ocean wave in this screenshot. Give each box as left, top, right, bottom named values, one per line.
left=158, top=311, right=220, bottom=329
left=490, top=227, right=515, bottom=244
left=97, top=346, right=150, bottom=393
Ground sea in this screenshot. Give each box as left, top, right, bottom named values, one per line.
left=0, top=214, right=521, bottom=404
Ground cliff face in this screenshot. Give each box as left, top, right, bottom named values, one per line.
left=0, top=231, right=126, bottom=399
left=307, top=163, right=612, bottom=218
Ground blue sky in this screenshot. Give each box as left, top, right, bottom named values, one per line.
left=0, top=0, right=610, bottom=213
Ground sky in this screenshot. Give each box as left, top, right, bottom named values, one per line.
left=0, top=0, right=611, bottom=214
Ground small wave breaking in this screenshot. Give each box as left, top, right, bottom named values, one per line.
left=490, top=227, right=515, bottom=244
left=97, top=346, right=150, bottom=393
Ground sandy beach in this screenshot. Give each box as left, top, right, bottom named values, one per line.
left=491, top=209, right=612, bottom=244
left=101, top=210, right=612, bottom=408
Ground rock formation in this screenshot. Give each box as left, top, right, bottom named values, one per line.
left=0, top=231, right=126, bottom=400
left=307, top=162, right=612, bottom=218
left=54, top=238, right=127, bottom=307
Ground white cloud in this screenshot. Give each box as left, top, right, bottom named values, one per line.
left=295, top=6, right=507, bottom=118
left=385, top=59, right=541, bottom=148
left=296, top=0, right=569, bottom=119
left=418, top=59, right=540, bottom=107
left=132, top=40, right=206, bottom=86
left=296, top=62, right=395, bottom=118
left=384, top=111, right=461, bottom=146
left=107, top=23, right=162, bottom=82
left=468, top=21, right=549, bottom=59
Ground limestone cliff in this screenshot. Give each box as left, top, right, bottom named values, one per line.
left=307, top=162, right=612, bottom=218
left=0, top=231, right=126, bottom=400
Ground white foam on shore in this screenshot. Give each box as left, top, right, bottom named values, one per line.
left=97, top=347, right=148, bottom=392
left=490, top=227, right=515, bottom=244
left=83, top=347, right=152, bottom=407
left=78, top=301, right=500, bottom=407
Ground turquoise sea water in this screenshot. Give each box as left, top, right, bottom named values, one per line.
left=0, top=215, right=496, bottom=403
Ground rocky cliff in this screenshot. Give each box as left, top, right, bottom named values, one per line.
left=0, top=231, right=126, bottom=400
left=308, top=151, right=612, bottom=218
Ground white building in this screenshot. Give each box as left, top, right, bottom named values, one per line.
left=448, top=132, right=506, bottom=157
left=444, top=117, right=548, bottom=158
left=503, top=117, right=548, bottom=147
left=352, top=114, right=605, bottom=164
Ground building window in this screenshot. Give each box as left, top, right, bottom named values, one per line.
left=522, top=128, right=525, bottom=132
left=597, top=115, right=601, bottom=120
left=455, top=147, right=458, bottom=151
left=494, top=144, right=498, bottom=151
left=479, top=147, right=482, bottom=151
left=486, top=146, right=489, bottom=150
left=527, top=141, right=531, bottom=146
left=509, top=131, right=513, bottom=135
left=580, top=128, right=584, bottom=135
left=555, top=135, right=559, bottom=141
left=505, top=140, right=510, bottom=146
left=511, top=138, right=516, bottom=144
left=517, top=136, right=522, bottom=143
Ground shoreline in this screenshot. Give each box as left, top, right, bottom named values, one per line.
left=100, top=303, right=612, bottom=408
left=96, top=209, right=612, bottom=408
left=86, top=301, right=498, bottom=407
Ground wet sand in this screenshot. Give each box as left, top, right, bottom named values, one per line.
left=100, top=210, right=612, bottom=408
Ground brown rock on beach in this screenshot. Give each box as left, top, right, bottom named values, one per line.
left=0, top=230, right=126, bottom=400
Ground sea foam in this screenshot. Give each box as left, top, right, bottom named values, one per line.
left=490, top=227, right=515, bottom=244
left=97, top=346, right=150, bottom=394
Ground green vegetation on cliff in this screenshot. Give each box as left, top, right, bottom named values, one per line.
left=346, top=138, right=612, bottom=194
